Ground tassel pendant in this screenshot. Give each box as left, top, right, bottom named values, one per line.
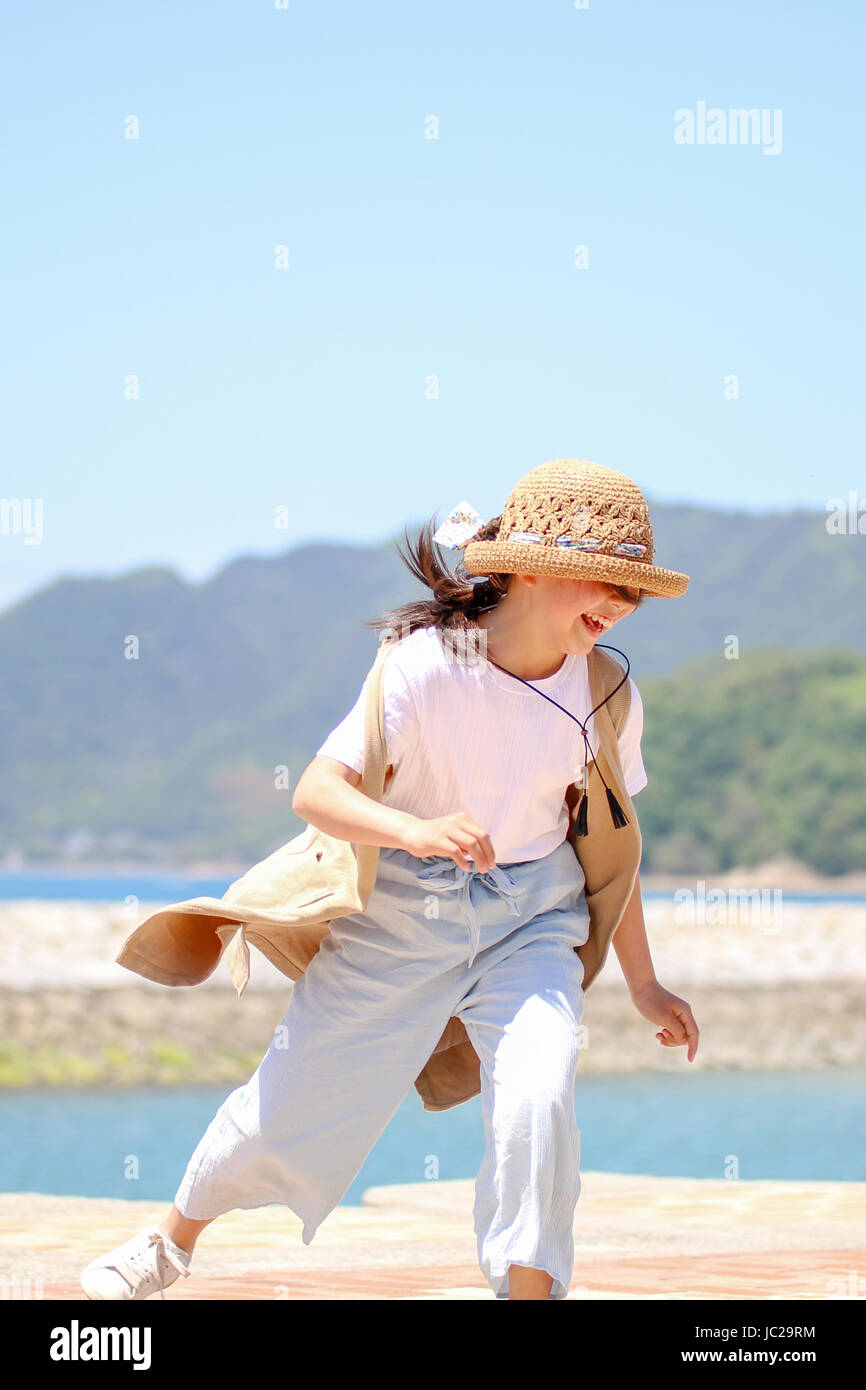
left=569, top=759, right=629, bottom=837
left=606, top=786, right=629, bottom=828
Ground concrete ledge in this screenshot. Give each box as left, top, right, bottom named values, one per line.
left=2, top=1172, right=865, bottom=1300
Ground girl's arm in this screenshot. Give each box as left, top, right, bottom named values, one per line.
left=611, top=873, right=657, bottom=991
left=292, top=756, right=418, bottom=849
left=612, top=873, right=700, bottom=1062
left=293, top=755, right=497, bottom=870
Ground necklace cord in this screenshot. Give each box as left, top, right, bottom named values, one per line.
left=483, top=642, right=631, bottom=807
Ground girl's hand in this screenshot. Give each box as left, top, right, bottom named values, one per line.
left=400, top=814, right=497, bottom=873
left=629, top=980, right=700, bottom=1062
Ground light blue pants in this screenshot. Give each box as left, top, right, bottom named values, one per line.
left=174, top=837, right=591, bottom=1300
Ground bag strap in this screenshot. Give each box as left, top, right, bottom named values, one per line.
left=354, top=636, right=399, bottom=903
left=360, top=636, right=395, bottom=796
left=591, top=647, right=632, bottom=734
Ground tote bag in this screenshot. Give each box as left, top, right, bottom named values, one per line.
left=114, top=635, right=395, bottom=995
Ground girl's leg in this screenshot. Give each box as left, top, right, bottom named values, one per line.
left=170, top=908, right=468, bottom=1243
left=456, top=936, right=586, bottom=1301
left=83, top=849, right=478, bottom=1298
left=159, top=1206, right=214, bottom=1255
left=508, top=1265, right=555, bottom=1300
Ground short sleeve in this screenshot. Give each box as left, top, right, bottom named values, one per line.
left=616, top=677, right=648, bottom=797
left=316, top=652, right=419, bottom=775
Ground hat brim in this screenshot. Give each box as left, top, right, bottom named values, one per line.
left=461, top=540, right=690, bottom=598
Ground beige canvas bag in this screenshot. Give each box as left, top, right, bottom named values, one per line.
left=115, top=635, right=395, bottom=996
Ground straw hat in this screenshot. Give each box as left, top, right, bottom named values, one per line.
left=459, top=459, right=689, bottom=598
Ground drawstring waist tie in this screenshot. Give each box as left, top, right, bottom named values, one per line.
left=415, top=858, right=523, bottom=967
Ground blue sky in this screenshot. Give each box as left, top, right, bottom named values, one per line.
left=1, top=0, right=863, bottom=612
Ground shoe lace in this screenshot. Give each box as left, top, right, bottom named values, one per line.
left=114, top=1231, right=190, bottom=1301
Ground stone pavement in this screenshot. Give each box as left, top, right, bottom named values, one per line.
left=2, top=1171, right=865, bottom=1300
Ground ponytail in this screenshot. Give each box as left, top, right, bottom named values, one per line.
left=365, top=514, right=512, bottom=648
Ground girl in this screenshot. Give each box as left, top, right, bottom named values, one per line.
left=81, top=457, right=699, bottom=1302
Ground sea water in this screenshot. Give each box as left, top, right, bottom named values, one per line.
left=1, top=1069, right=863, bottom=1206
left=2, top=869, right=866, bottom=907
left=2, top=873, right=863, bottom=1202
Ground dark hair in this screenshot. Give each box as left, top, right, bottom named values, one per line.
left=364, top=515, right=512, bottom=644
left=365, top=513, right=648, bottom=645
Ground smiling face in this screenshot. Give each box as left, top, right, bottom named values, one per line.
left=475, top=572, right=644, bottom=681
left=525, top=574, right=641, bottom=652
left=473, top=570, right=643, bottom=680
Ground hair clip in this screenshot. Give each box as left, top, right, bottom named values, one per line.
left=432, top=501, right=485, bottom=550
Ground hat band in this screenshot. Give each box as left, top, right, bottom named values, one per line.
left=506, top=531, right=648, bottom=559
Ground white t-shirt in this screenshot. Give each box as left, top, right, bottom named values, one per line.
left=316, top=625, right=647, bottom=865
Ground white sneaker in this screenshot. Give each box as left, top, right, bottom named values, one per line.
left=80, top=1226, right=193, bottom=1300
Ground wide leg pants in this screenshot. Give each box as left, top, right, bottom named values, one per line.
left=173, top=836, right=591, bottom=1300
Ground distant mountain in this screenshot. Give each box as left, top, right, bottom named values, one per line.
left=1, top=500, right=863, bottom=869
left=634, top=498, right=866, bottom=678
left=638, top=645, right=866, bottom=876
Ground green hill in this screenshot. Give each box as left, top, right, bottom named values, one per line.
left=0, top=499, right=864, bottom=872
left=638, top=646, right=866, bottom=874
